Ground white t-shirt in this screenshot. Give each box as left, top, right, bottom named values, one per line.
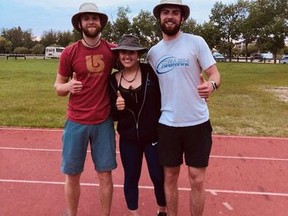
left=147, top=32, right=216, bottom=127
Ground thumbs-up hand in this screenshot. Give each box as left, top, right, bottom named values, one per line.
left=68, top=72, right=83, bottom=94
left=197, top=74, right=209, bottom=100
left=116, top=91, right=125, bottom=111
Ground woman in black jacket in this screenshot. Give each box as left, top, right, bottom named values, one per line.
left=109, top=35, right=166, bottom=216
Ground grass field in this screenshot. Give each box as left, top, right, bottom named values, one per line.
left=0, top=58, right=287, bottom=137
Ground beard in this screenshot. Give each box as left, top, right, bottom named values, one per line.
left=82, top=26, right=101, bottom=38
left=160, top=20, right=181, bottom=36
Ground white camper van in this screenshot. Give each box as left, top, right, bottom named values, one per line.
left=45, top=46, right=65, bottom=58
left=261, top=52, right=273, bottom=61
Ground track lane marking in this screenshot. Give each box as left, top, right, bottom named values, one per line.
left=1, top=127, right=288, bottom=140
left=1, top=147, right=288, bottom=161
left=210, top=155, right=288, bottom=161
left=222, top=202, right=234, bottom=210
left=1, top=179, right=288, bottom=197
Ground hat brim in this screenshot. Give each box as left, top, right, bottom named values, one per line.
left=111, top=46, right=148, bottom=53
left=153, top=4, right=190, bottom=21
left=71, top=12, right=108, bottom=32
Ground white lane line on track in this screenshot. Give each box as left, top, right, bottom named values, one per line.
left=206, top=189, right=288, bottom=197
left=1, top=147, right=288, bottom=161
left=1, top=127, right=288, bottom=141
left=1, top=179, right=288, bottom=197
left=0, top=147, right=61, bottom=152
left=0, top=127, right=62, bottom=132
left=222, top=202, right=234, bottom=211
left=210, top=155, right=288, bottom=161
left=0, top=147, right=120, bottom=154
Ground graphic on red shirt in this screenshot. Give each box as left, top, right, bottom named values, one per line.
left=86, top=55, right=105, bottom=77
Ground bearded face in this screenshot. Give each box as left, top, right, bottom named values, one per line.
left=160, top=18, right=181, bottom=36
left=82, top=26, right=101, bottom=38
left=159, top=6, right=183, bottom=36
left=79, top=14, right=102, bottom=38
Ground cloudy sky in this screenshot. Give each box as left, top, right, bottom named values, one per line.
left=0, top=0, right=236, bottom=38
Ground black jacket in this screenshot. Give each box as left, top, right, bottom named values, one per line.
left=109, top=63, right=161, bottom=145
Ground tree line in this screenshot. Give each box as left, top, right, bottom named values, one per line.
left=1, top=0, right=287, bottom=59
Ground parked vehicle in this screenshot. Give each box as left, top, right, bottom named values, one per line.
left=45, top=46, right=65, bottom=58
left=261, top=52, right=273, bottom=61
left=250, top=53, right=263, bottom=61
left=250, top=52, right=273, bottom=62
left=279, top=55, right=288, bottom=64
left=212, top=52, right=225, bottom=62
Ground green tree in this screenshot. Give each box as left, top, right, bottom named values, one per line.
left=1, top=27, right=34, bottom=51
left=235, top=0, right=253, bottom=59
left=131, top=10, right=159, bottom=47
left=210, top=1, right=249, bottom=59
left=71, top=29, right=82, bottom=43
left=250, top=0, right=288, bottom=62
left=181, top=18, right=199, bottom=35
left=14, top=46, right=29, bottom=54
left=22, top=29, right=36, bottom=49
left=0, top=36, right=12, bottom=53
left=1, top=1, right=287, bottom=58
left=31, top=44, right=45, bottom=54
left=40, top=30, right=59, bottom=48
left=112, top=7, right=132, bottom=43
left=197, top=21, right=222, bottom=50
left=102, top=21, right=115, bottom=42
left=57, top=31, right=73, bottom=47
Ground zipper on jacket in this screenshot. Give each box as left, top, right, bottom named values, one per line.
left=135, top=72, right=149, bottom=142
left=111, top=69, right=149, bottom=143
left=124, top=72, right=149, bottom=143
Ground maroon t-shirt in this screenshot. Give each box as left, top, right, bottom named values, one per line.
left=58, top=40, right=116, bottom=124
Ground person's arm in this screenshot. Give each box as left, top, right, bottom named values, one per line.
left=197, top=64, right=221, bottom=99
left=54, top=72, right=83, bottom=97
left=205, top=64, right=221, bottom=90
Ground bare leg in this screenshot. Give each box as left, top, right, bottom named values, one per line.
left=164, top=166, right=180, bottom=216
left=97, top=171, right=113, bottom=216
left=65, top=174, right=81, bottom=216
left=188, top=167, right=206, bottom=216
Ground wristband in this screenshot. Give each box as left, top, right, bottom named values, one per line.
left=210, top=81, right=218, bottom=91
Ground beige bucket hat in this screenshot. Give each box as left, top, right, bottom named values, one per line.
left=71, top=3, right=108, bottom=32
left=153, top=0, right=190, bottom=21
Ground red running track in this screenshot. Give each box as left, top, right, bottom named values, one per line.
left=0, top=127, right=288, bottom=216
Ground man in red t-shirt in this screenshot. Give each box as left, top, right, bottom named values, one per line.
left=54, top=3, right=117, bottom=216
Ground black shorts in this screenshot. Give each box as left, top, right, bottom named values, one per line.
left=157, top=120, right=213, bottom=168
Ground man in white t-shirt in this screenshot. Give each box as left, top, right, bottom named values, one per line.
left=147, top=0, right=221, bottom=215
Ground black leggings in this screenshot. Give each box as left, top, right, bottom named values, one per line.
left=119, top=140, right=166, bottom=210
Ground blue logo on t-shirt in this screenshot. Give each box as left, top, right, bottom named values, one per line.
left=156, top=56, right=189, bottom=74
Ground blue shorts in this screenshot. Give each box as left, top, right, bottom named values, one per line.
left=61, top=118, right=117, bottom=174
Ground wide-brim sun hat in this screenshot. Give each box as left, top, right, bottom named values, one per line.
left=153, top=0, right=190, bottom=21
left=111, top=35, right=147, bottom=53
left=71, top=3, right=108, bottom=32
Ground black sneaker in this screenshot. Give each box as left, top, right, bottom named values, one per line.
left=157, top=212, right=167, bottom=216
